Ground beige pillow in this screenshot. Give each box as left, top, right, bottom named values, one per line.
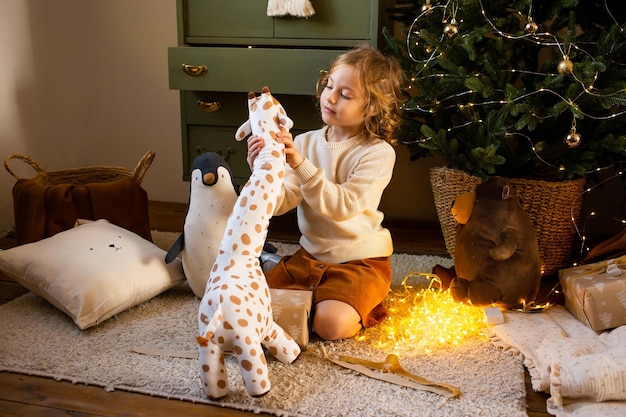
left=0, top=219, right=185, bottom=329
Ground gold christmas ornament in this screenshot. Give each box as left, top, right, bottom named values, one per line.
left=565, top=127, right=581, bottom=148
left=558, top=56, right=574, bottom=75
left=444, top=19, right=458, bottom=38
left=524, top=19, right=538, bottom=34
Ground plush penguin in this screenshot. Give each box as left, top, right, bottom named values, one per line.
left=444, top=176, right=542, bottom=309
left=165, top=152, right=239, bottom=298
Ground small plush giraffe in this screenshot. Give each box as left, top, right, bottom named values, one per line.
left=197, top=86, right=301, bottom=399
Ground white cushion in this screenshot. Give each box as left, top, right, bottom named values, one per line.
left=0, top=219, right=185, bottom=329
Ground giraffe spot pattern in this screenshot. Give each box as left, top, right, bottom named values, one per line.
left=197, top=88, right=300, bottom=399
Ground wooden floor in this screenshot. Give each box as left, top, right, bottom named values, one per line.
left=0, top=201, right=552, bottom=417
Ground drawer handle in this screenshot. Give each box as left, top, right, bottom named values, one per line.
left=197, top=100, right=221, bottom=113
left=195, top=146, right=234, bottom=161
left=181, top=64, right=207, bottom=76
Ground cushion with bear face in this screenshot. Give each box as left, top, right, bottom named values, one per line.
left=0, top=219, right=185, bottom=329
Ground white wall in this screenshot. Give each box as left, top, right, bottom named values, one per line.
left=0, top=0, right=187, bottom=235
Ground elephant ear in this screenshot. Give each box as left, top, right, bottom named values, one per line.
left=451, top=191, right=476, bottom=225
left=501, top=184, right=511, bottom=200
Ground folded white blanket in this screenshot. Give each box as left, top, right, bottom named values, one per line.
left=267, top=0, right=315, bottom=17
left=488, top=306, right=626, bottom=417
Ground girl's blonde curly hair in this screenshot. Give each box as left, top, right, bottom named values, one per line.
left=316, top=44, right=405, bottom=145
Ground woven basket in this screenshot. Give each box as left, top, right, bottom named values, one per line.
left=430, top=166, right=586, bottom=277
left=4, top=151, right=155, bottom=185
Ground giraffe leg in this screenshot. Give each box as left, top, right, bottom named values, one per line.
left=263, top=321, right=301, bottom=364
left=234, top=338, right=272, bottom=397
left=197, top=334, right=229, bottom=399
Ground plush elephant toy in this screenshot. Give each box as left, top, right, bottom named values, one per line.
left=439, top=176, right=542, bottom=309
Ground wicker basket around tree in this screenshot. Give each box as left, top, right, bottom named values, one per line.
left=430, top=166, right=586, bottom=277
left=4, top=150, right=155, bottom=186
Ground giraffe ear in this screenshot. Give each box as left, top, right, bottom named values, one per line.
left=235, top=120, right=252, bottom=141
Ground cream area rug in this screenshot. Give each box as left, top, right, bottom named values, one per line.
left=0, top=231, right=528, bottom=417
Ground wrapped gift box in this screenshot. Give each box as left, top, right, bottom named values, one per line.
left=270, top=288, right=312, bottom=348
left=559, top=255, right=626, bottom=331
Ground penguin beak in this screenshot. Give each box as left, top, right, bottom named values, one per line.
left=203, top=172, right=217, bottom=185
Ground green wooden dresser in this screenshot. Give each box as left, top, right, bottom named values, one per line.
left=168, top=0, right=392, bottom=182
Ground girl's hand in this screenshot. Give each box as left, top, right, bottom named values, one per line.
left=246, top=135, right=264, bottom=170
left=276, top=126, right=304, bottom=168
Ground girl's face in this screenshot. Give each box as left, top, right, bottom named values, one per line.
left=319, top=64, right=366, bottom=133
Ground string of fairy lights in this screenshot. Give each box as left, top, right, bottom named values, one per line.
left=405, top=0, right=626, bottom=260
left=359, top=272, right=487, bottom=353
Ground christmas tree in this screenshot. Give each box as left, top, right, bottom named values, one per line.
left=384, top=0, right=626, bottom=180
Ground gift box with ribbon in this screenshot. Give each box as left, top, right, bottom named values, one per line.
left=559, top=255, right=626, bottom=331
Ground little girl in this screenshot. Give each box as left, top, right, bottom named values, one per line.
left=247, top=44, right=405, bottom=340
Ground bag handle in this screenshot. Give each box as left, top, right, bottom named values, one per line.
left=4, top=153, right=45, bottom=180
left=131, top=150, right=156, bottom=184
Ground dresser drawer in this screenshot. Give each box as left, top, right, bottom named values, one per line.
left=169, top=47, right=342, bottom=95
left=185, top=0, right=272, bottom=39
left=184, top=91, right=323, bottom=130
left=187, top=126, right=252, bottom=184
left=187, top=126, right=251, bottom=183
left=184, top=92, right=246, bottom=126
left=273, top=0, right=372, bottom=41
left=185, top=123, right=315, bottom=183
left=184, top=0, right=374, bottom=45
left=182, top=91, right=322, bottom=182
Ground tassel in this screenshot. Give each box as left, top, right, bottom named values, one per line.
left=267, top=0, right=315, bottom=18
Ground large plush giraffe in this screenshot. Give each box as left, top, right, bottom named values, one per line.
left=196, top=87, right=301, bottom=399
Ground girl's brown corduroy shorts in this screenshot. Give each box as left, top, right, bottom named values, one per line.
left=265, top=247, right=392, bottom=328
